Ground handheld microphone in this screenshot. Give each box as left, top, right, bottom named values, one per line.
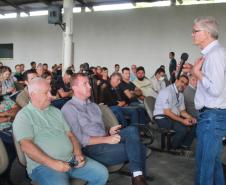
left=176, top=52, right=189, bottom=79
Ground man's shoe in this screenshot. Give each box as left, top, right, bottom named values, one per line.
left=132, top=175, right=148, bottom=185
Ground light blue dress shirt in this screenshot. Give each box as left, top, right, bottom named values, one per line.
left=194, top=40, right=226, bottom=110
left=154, top=84, right=185, bottom=116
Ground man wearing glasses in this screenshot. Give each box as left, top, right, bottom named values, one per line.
left=192, top=16, right=226, bottom=185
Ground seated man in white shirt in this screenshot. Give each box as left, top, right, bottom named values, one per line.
left=153, top=75, right=196, bottom=150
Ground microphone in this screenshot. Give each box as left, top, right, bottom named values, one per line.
left=176, top=52, right=189, bottom=79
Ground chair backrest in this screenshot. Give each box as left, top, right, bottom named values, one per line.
left=13, top=136, right=27, bottom=166
left=144, top=96, right=156, bottom=121
left=98, top=104, right=119, bottom=130
left=0, top=138, right=9, bottom=174
left=98, top=104, right=124, bottom=172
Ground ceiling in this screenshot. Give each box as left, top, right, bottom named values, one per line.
left=0, top=0, right=169, bottom=15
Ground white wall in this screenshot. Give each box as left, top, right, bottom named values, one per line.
left=0, top=3, right=226, bottom=76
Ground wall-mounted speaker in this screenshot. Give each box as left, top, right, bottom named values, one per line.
left=48, top=5, right=62, bottom=24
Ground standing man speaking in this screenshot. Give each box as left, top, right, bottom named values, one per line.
left=192, top=16, right=226, bottom=185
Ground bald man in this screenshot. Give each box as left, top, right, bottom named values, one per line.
left=13, top=77, right=108, bottom=185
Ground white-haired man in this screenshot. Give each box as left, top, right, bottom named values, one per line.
left=192, top=16, right=226, bottom=185
left=13, top=77, right=108, bottom=185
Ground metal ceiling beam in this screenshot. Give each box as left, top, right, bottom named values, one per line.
left=76, top=0, right=93, bottom=11
left=0, top=0, right=30, bottom=14
left=38, top=0, right=53, bottom=5
left=75, top=0, right=160, bottom=7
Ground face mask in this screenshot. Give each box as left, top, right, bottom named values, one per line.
left=159, top=77, right=164, bottom=81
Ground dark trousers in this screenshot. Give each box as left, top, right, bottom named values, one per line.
left=155, top=117, right=196, bottom=149
left=82, top=126, right=146, bottom=174
left=0, top=130, right=16, bottom=178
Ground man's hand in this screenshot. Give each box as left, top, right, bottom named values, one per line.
left=193, top=58, right=204, bottom=80
left=106, top=134, right=121, bottom=144
left=182, top=63, right=193, bottom=73
left=75, top=154, right=86, bottom=168
left=51, top=160, right=71, bottom=172
left=182, top=118, right=193, bottom=126
left=109, top=125, right=122, bottom=135
left=190, top=117, right=197, bottom=125
left=117, top=101, right=126, bottom=107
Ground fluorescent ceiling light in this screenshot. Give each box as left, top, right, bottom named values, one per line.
left=177, top=0, right=226, bottom=5
left=73, top=7, right=81, bottom=13
left=20, top=12, right=29, bottom=17
left=0, top=13, right=17, bottom=19
left=93, top=3, right=134, bottom=11
left=30, top=10, right=48, bottom=16
left=85, top=7, right=92, bottom=12
left=136, top=1, right=170, bottom=7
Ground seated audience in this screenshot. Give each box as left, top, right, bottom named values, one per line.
left=42, top=63, right=48, bottom=72
left=62, top=73, right=148, bottom=185
left=114, top=64, right=120, bottom=73
left=30, top=61, right=36, bottom=70
left=96, top=66, right=103, bottom=79
left=14, top=64, right=24, bottom=83
left=120, top=67, right=144, bottom=103
left=184, top=74, right=198, bottom=118
left=100, top=73, right=140, bottom=127
left=120, top=67, right=149, bottom=124
left=0, top=91, right=19, bottom=183
left=0, top=66, right=17, bottom=95
left=36, top=63, right=44, bottom=77
left=133, top=66, right=155, bottom=97
left=41, top=71, right=58, bottom=100
left=100, top=67, right=110, bottom=88
left=13, top=78, right=108, bottom=185
left=16, top=69, right=37, bottom=107
left=149, top=67, right=166, bottom=98
left=20, top=64, right=25, bottom=74
left=54, top=69, right=73, bottom=98
left=154, top=75, right=196, bottom=150
left=130, top=64, right=137, bottom=82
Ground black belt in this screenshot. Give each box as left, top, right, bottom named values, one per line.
left=199, top=107, right=225, bottom=113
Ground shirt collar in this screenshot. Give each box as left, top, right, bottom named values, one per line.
left=27, top=102, right=50, bottom=112
left=173, top=84, right=179, bottom=94
left=72, top=96, right=91, bottom=106
left=189, top=84, right=196, bottom=90
left=201, top=40, right=219, bottom=56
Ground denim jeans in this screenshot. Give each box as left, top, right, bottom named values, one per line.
left=110, top=106, right=139, bottom=126
left=195, top=109, right=226, bottom=185
left=155, top=117, right=196, bottom=149
left=129, top=102, right=149, bottom=125
left=83, top=126, right=146, bottom=174
left=30, top=157, right=108, bottom=185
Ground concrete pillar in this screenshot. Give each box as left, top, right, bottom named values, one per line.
left=62, top=0, right=74, bottom=72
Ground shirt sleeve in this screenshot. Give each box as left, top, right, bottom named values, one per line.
left=158, top=90, right=171, bottom=110
left=61, top=103, right=90, bottom=146
left=13, top=109, right=34, bottom=142
left=201, top=50, right=226, bottom=97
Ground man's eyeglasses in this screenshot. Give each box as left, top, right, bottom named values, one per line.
left=192, top=29, right=203, bottom=34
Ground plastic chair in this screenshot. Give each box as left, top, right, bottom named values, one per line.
left=0, top=138, right=8, bottom=175
left=144, top=96, right=175, bottom=151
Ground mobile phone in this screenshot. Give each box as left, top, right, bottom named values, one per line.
left=68, top=156, right=78, bottom=167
